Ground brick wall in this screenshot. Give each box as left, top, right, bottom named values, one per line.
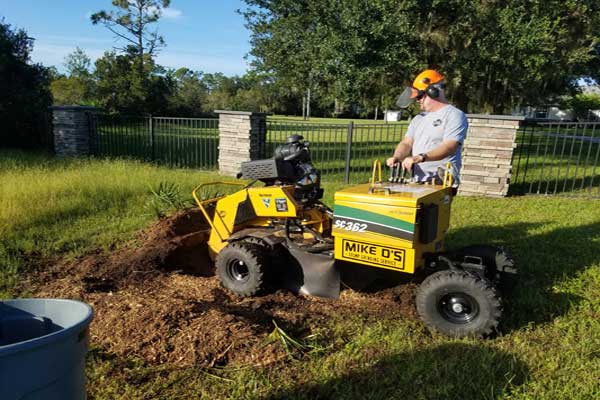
left=215, top=110, right=267, bottom=176
left=459, top=115, right=525, bottom=197
left=50, top=106, right=97, bottom=156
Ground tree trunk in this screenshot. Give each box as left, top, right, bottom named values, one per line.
left=306, top=88, right=311, bottom=120
left=374, top=106, right=379, bottom=120
left=137, top=2, right=145, bottom=84
left=302, top=95, right=306, bottom=120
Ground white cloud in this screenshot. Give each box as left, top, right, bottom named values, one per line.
left=38, top=35, right=113, bottom=46
left=157, top=50, right=248, bottom=75
left=30, top=40, right=248, bottom=76
left=161, top=8, right=183, bottom=20
left=147, top=5, right=183, bottom=20
left=30, top=42, right=105, bottom=71
left=86, top=6, right=182, bottom=21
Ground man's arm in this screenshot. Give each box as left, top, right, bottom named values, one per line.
left=401, top=139, right=459, bottom=170
left=386, top=136, right=414, bottom=167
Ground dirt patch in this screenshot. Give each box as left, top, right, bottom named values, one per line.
left=25, top=209, right=417, bottom=367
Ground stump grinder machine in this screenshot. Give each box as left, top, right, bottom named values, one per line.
left=192, top=135, right=517, bottom=338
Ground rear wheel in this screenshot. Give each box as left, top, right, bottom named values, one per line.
left=216, top=242, right=267, bottom=297
left=416, top=270, right=502, bottom=338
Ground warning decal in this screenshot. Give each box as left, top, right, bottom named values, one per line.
left=341, top=239, right=405, bottom=270
left=275, top=198, right=288, bottom=212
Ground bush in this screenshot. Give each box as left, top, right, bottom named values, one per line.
left=562, top=93, right=600, bottom=121
left=0, top=19, right=53, bottom=149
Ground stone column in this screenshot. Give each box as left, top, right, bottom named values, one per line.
left=49, top=106, right=98, bottom=156
left=459, top=115, right=525, bottom=197
left=215, top=110, right=267, bottom=176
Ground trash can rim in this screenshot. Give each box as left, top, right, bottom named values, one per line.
left=0, top=298, right=93, bottom=356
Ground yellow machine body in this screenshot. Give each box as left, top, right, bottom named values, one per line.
left=332, top=183, right=453, bottom=274
left=192, top=156, right=514, bottom=338
left=193, top=183, right=330, bottom=258
left=194, top=179, right=452, bottom=276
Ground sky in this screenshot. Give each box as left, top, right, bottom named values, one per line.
left=0, top=0, right=253, bottom=76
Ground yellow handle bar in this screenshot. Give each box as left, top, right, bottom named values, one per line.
left=369, top=159, right=383, bottom=189
left=442, top=162, right=454, bottom=188
left=192, top=181, right=247, bottom=241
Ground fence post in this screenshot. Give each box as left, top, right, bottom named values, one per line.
left=49, top=106, right=98, bottom=157
left=87, top=112, right=94, bottom=156
left=344, top=121, right=354, bottom=184
left=149, top=115, right=155, bottom=161
left=215, top=110, right=267, bottom=177
left=459, top=115, right=524, bottom=197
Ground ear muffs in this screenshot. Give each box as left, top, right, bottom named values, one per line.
left=421, top=77, right=442, bottom=99
left=426, top=84, right=440, bottom=99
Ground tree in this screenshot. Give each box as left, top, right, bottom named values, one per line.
left=242, top=0, right=600, bottom=114
left=562, top=93, right=600, bottom=121
left=166, top=68, right=208, bottom=116
left=51, top=48, right=96, bottom=106
left=201, top=73, right=240, bottom=112
left=0, top=19, right=52, bottom=148
left=241, top=1, right=336, bottom=118
left=407, top=0, right=600, bottom=113
left=64, top=47, right=92, bottom=78
left=91, top=0, right=171, bottom=96
left=91, top=0, right=170, bottom=62
left=50, top=75, right=92, bottom=105
left=94, top=50, right=173, bottom=114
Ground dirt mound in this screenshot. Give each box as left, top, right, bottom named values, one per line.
left=26, top=209, right=417, bottom=367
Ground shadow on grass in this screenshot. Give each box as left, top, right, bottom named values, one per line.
left=265, top=343, right=528, bottom=400
left=447, top=221, right=599, bottom=330
left=509, top=176, right=600, bottom=197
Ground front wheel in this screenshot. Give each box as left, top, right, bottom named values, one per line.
left=416, top=270, right=502, bottom=338
left=215, top=242, right=267, bottom=297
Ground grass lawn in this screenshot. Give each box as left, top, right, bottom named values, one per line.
left=92, top=115, right=600, bottom=195
left=1, top=150, right=599, bottom=399
left=268, top=115, right=409, bottom=124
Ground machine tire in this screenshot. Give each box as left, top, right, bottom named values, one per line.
left=238, top=236, right=282, bottom=284
left=416, top=270, right=502, bottom=338
left=216, top=242, right=267, bottom=297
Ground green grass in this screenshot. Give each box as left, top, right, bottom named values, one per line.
left=269, top=115, right=408, bottom=124
left=266, top=119, right=409, bottom=183
left=94, top=115, right=219, bottom=168
left=511, top=128, right=600, bottom=196
left=0, top=149, right=224, bottom=297
left=92, top=116, right=600, bottom=195
left=2, top=150, right=599, bottom=399
left=93, top=115, right=408, bottom=182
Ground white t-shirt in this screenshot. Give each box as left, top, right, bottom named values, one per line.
left=406, top=104, right=468, bottom=184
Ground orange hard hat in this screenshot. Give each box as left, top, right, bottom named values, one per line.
left=410, top=69, right=445, bottom=98
left=396, top=69, right=446, bottom=107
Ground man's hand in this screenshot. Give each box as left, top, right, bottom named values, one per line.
left=401, top=154, right=425, bottom=171
left=386, top=157, right=398, bottom=168
left=401, top=156, right=415, bottom=171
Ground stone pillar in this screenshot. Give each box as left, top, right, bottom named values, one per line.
left=49, top=106, right=97, bottom=156
left=215, top=110, right=267, bottom=176
left=459, top=115, right=525, bottom=197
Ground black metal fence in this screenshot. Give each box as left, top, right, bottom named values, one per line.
left=266, top=119, right=408, bottom=183
left=87, top=113, right=599, bottom=197
left=90, top=114, right=219, bottom=168
left=510, top=121, right=600, bottom=197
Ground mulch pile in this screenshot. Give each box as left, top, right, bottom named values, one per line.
left=25, top=209, right=417, bottom=367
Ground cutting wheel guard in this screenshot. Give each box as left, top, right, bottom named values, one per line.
left=283, top=245, right=340, bottom=299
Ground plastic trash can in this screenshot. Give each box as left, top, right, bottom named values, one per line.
left=0, top=298, right=93, bottom=400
